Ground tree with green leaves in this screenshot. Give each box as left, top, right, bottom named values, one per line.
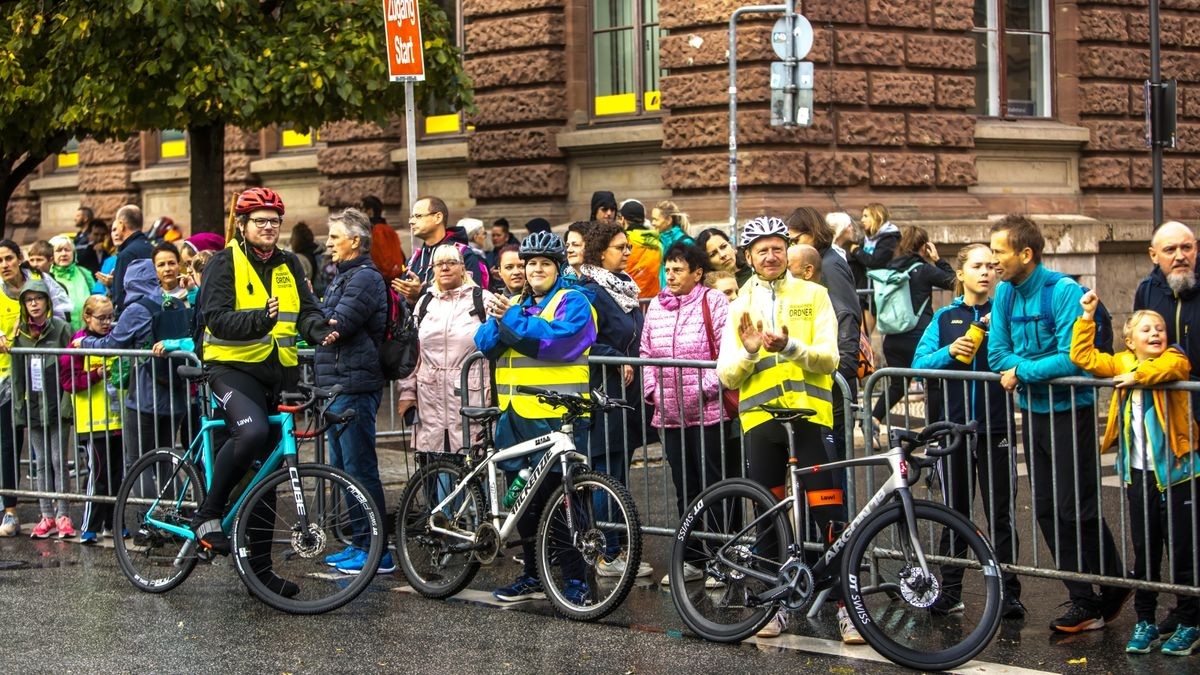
left=1, top=0, right=472, bottom=237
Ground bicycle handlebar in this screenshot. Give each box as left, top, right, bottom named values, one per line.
left=917, top=420, right=977, bottom=457
left=514, top=385, right=632, bottom=414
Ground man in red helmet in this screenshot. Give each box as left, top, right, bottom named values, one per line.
left=193, top=187, right=335, bottom=595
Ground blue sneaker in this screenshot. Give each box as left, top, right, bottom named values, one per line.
left=335, top=550, right=396, bottom=576
left=79, top=531, right=99, bottom=546
left=1126, top=620, right=1161, bottom=654
left=562, top=579, right=590, bottom=606
left=1162, top=625, right=1200, bottom=656
left=493, top=574, right=544, bottom=602
left=324, top=546, right=360, bottom=567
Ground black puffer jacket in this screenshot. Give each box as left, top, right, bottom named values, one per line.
left=315, top=256, right=388, bottom=394
left=1135, top=266, right=1200, bottom=417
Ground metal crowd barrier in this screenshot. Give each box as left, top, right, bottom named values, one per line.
left=864, top=366, right=1200, bottom=597
left=0, top=347, right=200, bottom=511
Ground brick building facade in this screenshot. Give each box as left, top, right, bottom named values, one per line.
left=7, top=0, right=1200, bottom=309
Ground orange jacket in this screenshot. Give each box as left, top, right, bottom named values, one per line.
left=1069, top=317, right=1196, bottom=460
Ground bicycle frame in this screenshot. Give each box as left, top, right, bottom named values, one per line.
left=704, top=444, right=931, bottom=602
left=143, top=409, right=305, bottom=544
left=426, top=427, right=589, bottom=545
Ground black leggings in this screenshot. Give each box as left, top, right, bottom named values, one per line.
left=197, top=369, right=280, bottom=521
left=745, top=419, right=842, bottom=547
left=871, top=331, right=922, bottom=422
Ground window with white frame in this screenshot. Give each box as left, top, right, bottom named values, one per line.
left=592, top=0, right=663, bottom=118
left=972, top=0, right=1052, bottom=118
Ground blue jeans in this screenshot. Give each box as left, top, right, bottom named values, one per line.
left=326, top=390, right=384, bottom=549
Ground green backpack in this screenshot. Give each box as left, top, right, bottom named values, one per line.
left=867, top=262, right=927, bottom=335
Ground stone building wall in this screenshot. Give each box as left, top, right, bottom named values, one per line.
left=1075, top=0, right=1200, bottom=215
left=659, top=0, right=979, bottom=221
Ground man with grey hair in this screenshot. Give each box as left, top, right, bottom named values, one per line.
left=110, top=204, right=153, bottom=313
left=788, top=243, right=822, bottom=282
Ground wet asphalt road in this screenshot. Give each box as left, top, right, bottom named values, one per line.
left=0, top=527, right=1189, bottom=674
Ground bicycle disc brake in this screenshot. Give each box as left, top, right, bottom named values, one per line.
left=898, top=565, right=940, bottom=608
left=575, top=529, right=607, bottom=566
left=473, top=522, right=500, bottom=564
left=290, top=523, right=326, bottom=558
left=779, top=559, right=815, bottom=611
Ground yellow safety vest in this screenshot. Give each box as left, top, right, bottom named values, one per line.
left=0, top=286, right=21, bottom=380
left=494, top=288, right=595, bottom=419
left=730, top=278, right=836, bottom=432
left=203, top=243, right=301, bottom=366
left=72, top=354, right=124, bottom=434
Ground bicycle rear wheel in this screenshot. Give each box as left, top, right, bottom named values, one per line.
left=395, top=460, right=484, bottom=599
left=232, top=464, right=384, bottom=615
left=669, top=478, right=792, bottom=642
left=537, top=471, right=641, bottom=622
left=840, top=500, right=1003, bottom=671
left=113, top=449, right=205, bottom=593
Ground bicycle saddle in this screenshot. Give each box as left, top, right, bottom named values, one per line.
left=761, top=406, right=817, bottom=423
left=177, top=365, right=204, bottom=380
left=460, top=406, right=503, bottom=421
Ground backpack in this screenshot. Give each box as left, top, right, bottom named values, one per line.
left=370, top=221, right=407, bottom=285
left=867, top=262, right=927, bottom=335
left=856, top=328, right=876, bottom=380
left=1003, top=271, right=1115, bottom=354
left=380, top=287, right=419, bottom=381
left=135, top=295, right=194, bottom=384
left=413, top=286, right=486, bottom=328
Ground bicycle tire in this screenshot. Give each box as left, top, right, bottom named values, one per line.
left=537, top=471, right=642, bottom=622
left=233, top=463, right=385, bottom=615
left=840, top=499, right=1003, bottom=671
left=113, top=449, right=205, bottom=594
left=395, top=460, right=484, bottom=599
left=669, top=478, right=793, bottom=642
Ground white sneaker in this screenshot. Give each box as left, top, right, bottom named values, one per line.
left=838, top=605, right=866, bottom=645
left=0, top=512, right=19, bottom=537
left=755, top=609, right=789, bottom=638
left=660, top=562, right=703, bottom=586
left=596, top=555, right=653, bottom=578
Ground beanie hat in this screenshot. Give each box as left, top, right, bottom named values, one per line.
left=618, top=199, right=645, bottom=227
left=590, top=191, right=617, bottom=219
left=524, top=217, right=552, bottom=234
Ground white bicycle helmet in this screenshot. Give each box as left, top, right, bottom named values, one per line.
left=740, top=216, right=789, bottom=248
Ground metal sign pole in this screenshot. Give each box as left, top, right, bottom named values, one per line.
left=405, top=80, right=419, bottom=240
left=1150, top=0, right=1163, bottom=229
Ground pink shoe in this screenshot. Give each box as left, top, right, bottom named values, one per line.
left=56, top=515, right=77, bottom=539
left=30, top=516, right=57, bottom=539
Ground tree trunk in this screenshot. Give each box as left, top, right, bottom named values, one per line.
left=0, top=149, right=56, bottom=240
left=188, top=123, right=226, bottom=235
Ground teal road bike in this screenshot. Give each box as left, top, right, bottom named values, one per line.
left=113, top=365, right=385, bottom=614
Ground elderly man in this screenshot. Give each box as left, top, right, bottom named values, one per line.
left=109, top=204, right=153, bottom=313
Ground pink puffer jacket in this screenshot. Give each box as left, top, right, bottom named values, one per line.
left=640, top=283, right=730, bottom=428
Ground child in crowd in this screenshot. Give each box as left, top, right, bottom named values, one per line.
left=11, top=279, right=74, bottom=538
left=703, top=270, right=739, bottom=303
left=911, top=243, right=1024, bottom=619
left=60, top=295, right=124, bottom=543
left=1071, top=291, right=1200, bottom=656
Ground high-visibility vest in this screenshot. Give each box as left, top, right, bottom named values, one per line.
left=203, top=243, right=301, bottom=366
left=72, top=354, right=123, bottom=434
left=494, top=288, right=595, bottom=419
left=732, top=278, right=836, bottom=432
left=0, top=287, right=21, bottom=380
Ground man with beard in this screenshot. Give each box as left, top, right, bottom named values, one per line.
left=1133, top=220, right=1200, bottom=640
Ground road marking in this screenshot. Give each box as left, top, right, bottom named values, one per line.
left=395, top=585, right=544, bottom=608
left=746, top=633, right=1057, bottom=674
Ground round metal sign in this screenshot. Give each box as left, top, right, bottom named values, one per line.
left=771, top=15, right=814, bottom=60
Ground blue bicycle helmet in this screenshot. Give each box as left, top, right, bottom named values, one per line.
left=740, top=216, right=789, bottom=249
left=519, top=230, right=567, bottom=265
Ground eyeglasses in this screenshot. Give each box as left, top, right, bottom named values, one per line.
left=409, top=212, right=436, bottom=222
left=87, top=314, right=114, bottom=323
left=249, top=217, right=283, bottom=229
left=608, top=244, right=633, bottom=253
left=433, top=260, right=462, bottom=269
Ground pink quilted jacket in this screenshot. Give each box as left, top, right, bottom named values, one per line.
left=640, top=283, right=730, bottom=428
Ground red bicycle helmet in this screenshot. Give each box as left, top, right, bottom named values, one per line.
left=235, top=187, right=285, bottom=215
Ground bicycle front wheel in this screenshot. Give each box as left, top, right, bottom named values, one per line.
left=840, top=500, right=1003, bottom=671
left=394, top=460, right=484, bottom=599
left=232, top=464, right=384, bottom=615
left=669, top=478, right=792, bottom=642
left=113, top=449, right=205, bottom=594
left=537, top=471, right=641, bottom=622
